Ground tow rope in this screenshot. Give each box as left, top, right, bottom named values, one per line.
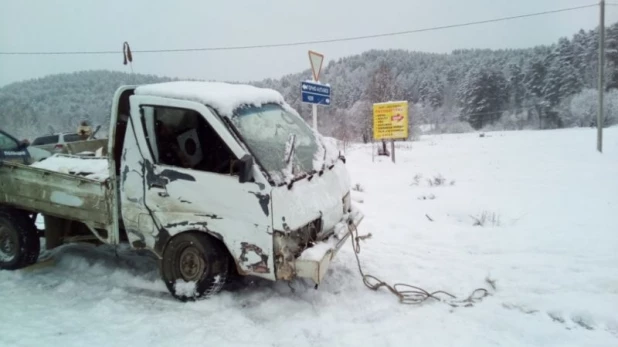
left=349, top=224, right=495, bottom=307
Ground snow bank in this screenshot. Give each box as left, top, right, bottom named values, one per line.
left=135, top=81, right=285, bottom=117
left=30, top=154, right=109, bottom=181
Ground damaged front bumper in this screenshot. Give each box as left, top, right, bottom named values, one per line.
left=293, top=207, right=364, bottom=284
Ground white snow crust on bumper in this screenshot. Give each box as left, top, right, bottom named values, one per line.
left=294, top=207, right=364, bottom=284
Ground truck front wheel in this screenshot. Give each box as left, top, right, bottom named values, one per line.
left=0, top=208, right=40, bottom=270
left=160, top=232, right=229, bottom=301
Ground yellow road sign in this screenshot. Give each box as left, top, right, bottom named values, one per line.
left=373, top=101, right=409, bottom=140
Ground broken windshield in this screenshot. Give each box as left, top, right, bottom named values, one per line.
left=230, top=103, right=319, bottom=184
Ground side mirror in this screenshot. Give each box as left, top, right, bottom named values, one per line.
left=238, top=154, right=254, bottom=183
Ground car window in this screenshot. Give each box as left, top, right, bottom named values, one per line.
left=0, top=131, right=19, bottom=150
left=32, top=135, right=59, bottom=145
left=63, top=134, right=82, bottom=142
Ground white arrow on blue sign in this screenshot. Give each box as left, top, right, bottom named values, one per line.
left=301, top=81, right=331, bottom=106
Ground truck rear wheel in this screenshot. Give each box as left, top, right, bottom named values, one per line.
left=0, top=208, right=40, bottom=270
left=160, top=232, right=229, bottom=301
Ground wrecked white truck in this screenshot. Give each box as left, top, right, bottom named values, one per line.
left=0, top=81, right=363, bottom=300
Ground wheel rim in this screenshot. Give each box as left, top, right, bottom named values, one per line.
left=178, top=246, right=206, bottom=281
left=0, top=221, right=17, bottom=262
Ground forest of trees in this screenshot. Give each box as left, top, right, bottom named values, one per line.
left=2, top=22, right=618, bottom=142
left=257, top=22, right=618, bottom=141
left=0, top=71, right=172, bottom=139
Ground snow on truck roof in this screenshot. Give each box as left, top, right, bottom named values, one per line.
left=134, top=81, right=285, bottom=117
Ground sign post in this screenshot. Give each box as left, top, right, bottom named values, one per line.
left=372, top=101, right=409, bottom=163
left=307, top=50, right=325, bottom=131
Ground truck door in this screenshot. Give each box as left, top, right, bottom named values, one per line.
left=0, top=130, right=30, bottom=164
left=120, top=95, right=275, bottom=279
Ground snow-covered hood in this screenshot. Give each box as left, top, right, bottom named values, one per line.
left=271, top=159, right=351, bottom=233
left=134, top=81, right=284, bottom=117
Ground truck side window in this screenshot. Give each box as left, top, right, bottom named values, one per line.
left=141, top=106, right=239, bottom=176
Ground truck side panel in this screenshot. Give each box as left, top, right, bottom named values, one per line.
left=0, top=162, right=113, bottom=229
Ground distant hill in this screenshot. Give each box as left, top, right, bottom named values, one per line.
left=2, top=21, right=618, bottom=141
left=0, top=70, right=173, bottom=139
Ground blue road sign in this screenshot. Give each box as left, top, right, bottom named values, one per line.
left=301, top=81, right=331, bottom=106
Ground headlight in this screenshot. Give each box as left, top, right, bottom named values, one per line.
left=342, top=191, right=351, bottom=213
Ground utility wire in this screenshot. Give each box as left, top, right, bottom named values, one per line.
left=0, top=3, right=598, bottom=56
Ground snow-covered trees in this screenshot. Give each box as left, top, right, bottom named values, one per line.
left=419, top=75, right=443, bottom=109
left=566, top=89, right=598, bottom=127
left=542, top=38, right=584, bottom=128
left=0, top=70, right=171, bottom=140
left=564, top=88, right=618, bottom=127
left=365, top=62, right=400, bottom=104
left=457, top=68, right=507, bottom=129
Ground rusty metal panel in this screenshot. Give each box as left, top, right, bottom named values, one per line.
left=0, top=161, right=113, bottom=227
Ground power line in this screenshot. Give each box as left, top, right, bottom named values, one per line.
left=0, top=3, right=599, bottom=56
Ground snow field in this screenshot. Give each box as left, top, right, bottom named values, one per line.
left=1, top=127, right=617, bottom=346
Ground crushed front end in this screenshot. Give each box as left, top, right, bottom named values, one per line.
left=274, top=195, right=364, bottom=284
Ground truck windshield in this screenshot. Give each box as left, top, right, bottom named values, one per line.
left=231, top=103, right=320, bottom=183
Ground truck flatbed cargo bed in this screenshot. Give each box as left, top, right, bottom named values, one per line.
left=0, top=160, right=113, bottom=229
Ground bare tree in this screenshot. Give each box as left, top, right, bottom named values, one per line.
left=348, top=100, right=372, bottom=143
left=365, top=62, right=400, bottom=154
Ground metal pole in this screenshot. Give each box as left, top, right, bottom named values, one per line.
left=391, top=139, right=395, bottom=163
left=312, top=104, right=317, bottom=131
left=598, top=0, right=605, bottom=153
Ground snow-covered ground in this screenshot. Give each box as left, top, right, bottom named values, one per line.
left=2, top=127, right=618, bottom=346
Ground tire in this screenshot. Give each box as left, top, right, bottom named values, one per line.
left=160, top=232, right=229, bottom=301
left=0, top=208, right=40, bottom=270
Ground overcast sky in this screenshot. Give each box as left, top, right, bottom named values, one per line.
left=1, top=0, right=617, bottom=87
